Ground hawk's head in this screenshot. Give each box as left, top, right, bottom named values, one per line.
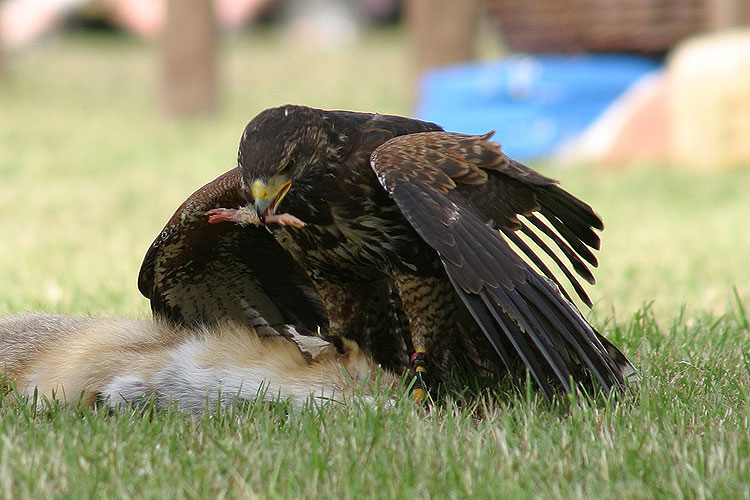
left=238, top=105, right=343, bottom=222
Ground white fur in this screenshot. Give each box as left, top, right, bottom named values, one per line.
left=0, top=314, right=398, bottom=415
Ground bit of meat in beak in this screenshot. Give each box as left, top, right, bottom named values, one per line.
left=207, top=206, right=305, bottom=228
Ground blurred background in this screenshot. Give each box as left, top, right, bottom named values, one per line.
left=0, top=0, right=748, bottom=322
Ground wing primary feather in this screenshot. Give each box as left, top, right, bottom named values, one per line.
left=594, top=332, right=638, bottom=383
left=516, top=281, right=615, bottom=392
left=522, top=216, right=596, bottom=284
left=516, top=223, right=594, bottom=307
left=500, top=228, right=576, bottom=305
left=448, top=265, right=556, bottom=402
left=538, top=200, right=602, bottom=250
left=521, top=280, right=622, bottom=392
left=446, top=273, right=516, bottom=372
left=478, top=289, right=556, bottom=403
left=542, top=184, right=604, bottom=231
left=499, top=288, right=574, bottom=391
left=526, top=213, right=598, bottom=267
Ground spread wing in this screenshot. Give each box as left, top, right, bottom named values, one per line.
left=138, top=168, right=328, bottom=335
left=371, top=132, right=634, bottom=400
left=375, top=130, right=603, bottom=307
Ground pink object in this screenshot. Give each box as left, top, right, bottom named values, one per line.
left=1, top=0, right=85, bottom=48
left=111, top=0, right=270, bottom=37
left=110, top=0, right=164, bottom=39
left=0, top=0, right=271, bottom=48
left=556, top=72, right=670, bottom=166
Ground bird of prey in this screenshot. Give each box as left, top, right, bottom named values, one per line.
left=141, top=105, right=636, bottom=403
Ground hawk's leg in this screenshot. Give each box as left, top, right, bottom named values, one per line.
left=313, top=279, right=411, bottom=373
left=391, top=273, right=460, bottom=402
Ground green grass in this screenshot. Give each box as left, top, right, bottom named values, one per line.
left=1, top=30, right=750, bottom=499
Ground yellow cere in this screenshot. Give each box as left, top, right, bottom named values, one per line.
left=251, top=179, right=268, bottom=201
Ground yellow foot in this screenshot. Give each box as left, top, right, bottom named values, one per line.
left=411, top=387, right=427, bottom=402
left=410, top=348, right=429, bottom=403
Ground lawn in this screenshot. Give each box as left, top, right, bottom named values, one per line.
left=1, top=29, right=749, bottom=499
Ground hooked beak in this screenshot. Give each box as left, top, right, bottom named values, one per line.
left=251, top=177, right=292, bottom=221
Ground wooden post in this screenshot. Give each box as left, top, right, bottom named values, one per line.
left=162, top=0, right=217, bottom=115
left=405, top=0, right=483, bottom=106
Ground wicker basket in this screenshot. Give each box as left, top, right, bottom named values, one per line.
left=487, top=0, right=709, bottom=55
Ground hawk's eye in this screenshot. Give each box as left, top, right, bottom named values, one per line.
left=278, top=158, right=295, bottom=174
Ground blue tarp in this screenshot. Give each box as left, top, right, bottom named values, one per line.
left=416, top=54, right=662, bottom=161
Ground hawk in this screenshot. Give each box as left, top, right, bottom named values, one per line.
left=140, top=105, right=636, bottom=403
